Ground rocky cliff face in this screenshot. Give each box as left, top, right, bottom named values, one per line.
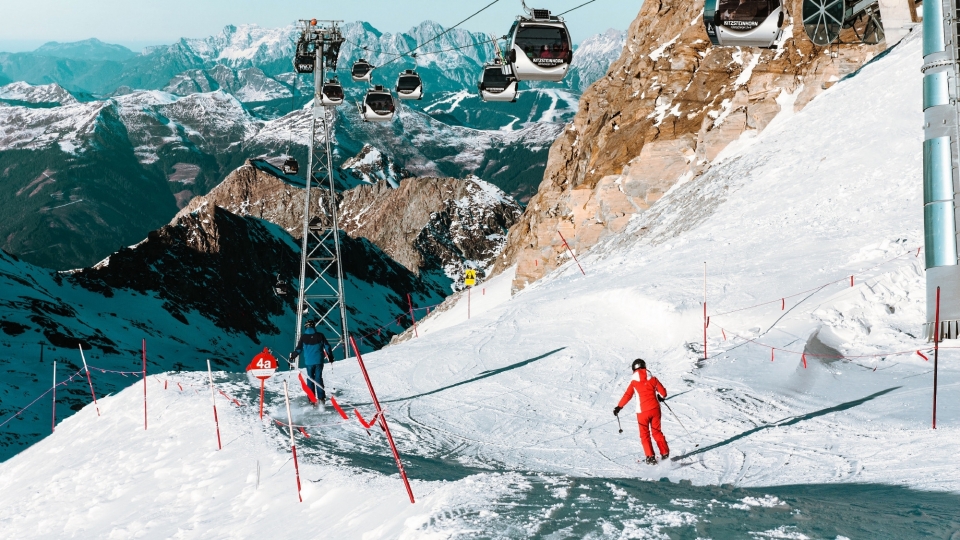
left=494, top=0, right=886, bottom=291
left=70, top=204, right=298, bottom=340
left=181, top=161, right=523, bottom=288
left=339, top=175, right=522, bottom=287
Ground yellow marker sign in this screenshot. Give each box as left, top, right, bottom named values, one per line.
left=465, top=269, right=477, bottom=287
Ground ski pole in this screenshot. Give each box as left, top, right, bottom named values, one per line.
left=615, top=413, right=623, bottom=434
left=661, top=399, right=698, bottom=447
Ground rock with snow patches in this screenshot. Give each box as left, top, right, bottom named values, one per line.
left=0, top=81, right=77, bottom=106
left=340, top=144, right=410, bottom=188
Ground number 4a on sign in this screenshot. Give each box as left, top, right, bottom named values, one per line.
left=246, top=348, right=278, bottom=419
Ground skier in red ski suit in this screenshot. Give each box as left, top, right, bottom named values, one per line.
left=614, top=359, right=669, bottom=464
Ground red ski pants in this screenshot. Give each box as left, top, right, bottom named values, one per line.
left=636, top=409, right=669, bottom=457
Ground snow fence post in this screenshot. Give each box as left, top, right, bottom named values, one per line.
left=557, top=230, right=585, bottom=275
left=350, top=335, right=415, bottom=504
left=51, top=360, right=56, bottom=433
left=207, top=360, right=222, bottom=450
left=933, top=286, right=940, bottom=430
left=142, top=339, right=147, bottom=431
left=79, top=345, right=100, bottom=417
left=282, top=380, right=303, bottom=502
left=703, top=262, right=707, bottom=362
left=407, top=293, right=418, bottom=338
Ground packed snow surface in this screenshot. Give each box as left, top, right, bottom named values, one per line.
left=1, top=29, right=957, bottom=538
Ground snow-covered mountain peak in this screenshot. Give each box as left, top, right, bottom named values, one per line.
left=341, top=144, right=410, bottom=188
left=0, top=81, right=77, bottom=105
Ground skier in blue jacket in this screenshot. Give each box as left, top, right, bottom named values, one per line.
left=290, top=321, right=334, bottom=405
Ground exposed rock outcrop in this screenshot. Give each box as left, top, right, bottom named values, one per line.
left=494, top=0, right=887, bottom=291
left=339, top=175, right=522, bottom=287
left=71, top=205, right=298, bottom=340
left=341, top=144, right=410, bottom=188
left=180, top=161, right=523, bottom=288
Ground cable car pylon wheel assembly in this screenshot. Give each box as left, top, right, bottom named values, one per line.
left=293, top=19, right=350, bottom=366
left=801, top=0, right=887, bottom=46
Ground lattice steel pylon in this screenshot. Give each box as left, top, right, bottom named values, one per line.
left=293, top=20, right=349, bottom=366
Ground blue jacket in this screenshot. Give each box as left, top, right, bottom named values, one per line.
left=293, top=328, right=333, bottom=366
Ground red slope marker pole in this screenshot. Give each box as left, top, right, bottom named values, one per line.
left=283, top=380, right=303, bottom=502
left=933, top=286, right=940, bottom=430
left=79, top=345, right=100, bottom=416
left=207, top=360, right=222, bottom=449
left=51, top=360, right=56, bottom=433
left=259, top=378, right=266, bottom=420
left=468, top=287, right=471, bottom=320
left=407, top=293, right=419, bottom=337
left=142, top=339, right=147, bottom=430
left=557, top=230, right=585, bottom=275
left=350, top=336, right=415, bottom=504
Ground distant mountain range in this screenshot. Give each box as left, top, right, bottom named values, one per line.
left=0, top=21, right=625, bottom=270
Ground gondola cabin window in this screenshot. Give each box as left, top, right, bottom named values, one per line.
left=718, top=0, right=777, bottom=29
left=515, top=25, right=571, bottom=65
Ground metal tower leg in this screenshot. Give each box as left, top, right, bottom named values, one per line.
left=294, top=24, right=349, bottom=366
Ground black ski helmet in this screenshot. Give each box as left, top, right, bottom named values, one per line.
left=631, top=358, right=646, bottom=372
left=304, top=320, right=316, bottom=329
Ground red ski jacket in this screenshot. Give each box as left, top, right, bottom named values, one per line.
left=617, top=369, right=667, bottom=413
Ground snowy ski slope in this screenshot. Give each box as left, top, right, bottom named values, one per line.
left=0, top=29, right=957, bottom=538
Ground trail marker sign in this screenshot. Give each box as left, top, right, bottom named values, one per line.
left=465, top=269, right=477, bottom=287
left=247, top=348, right=278, bottom=379
left=247, top=348, right=278, bottom=419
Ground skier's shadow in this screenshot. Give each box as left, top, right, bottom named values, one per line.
left=672, top=386, right=901, bottom=462
left=379, top=347, right=566, bottom=404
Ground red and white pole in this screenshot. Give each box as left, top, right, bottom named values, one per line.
left=142, top=339, right=147, bottom=430
left=259, top=379, right=266, bottom=420
left=407, top=293, right=418, bottom=338
left=283, top=380, right=303, bottom=502
left=557, top=231, right=585, bottom=275
left=350, top=335, right=415, bottom=504
left=468, top=287, right=471, bottom=320
left=207, top=359, right=222, bottom=450
left=933, top=286, right=940, bottom=430
left=79, top=345, right=100, bottom=416
left=703, top=262, right=707, bottom=361
left=51, top=360, right=56, bottom=433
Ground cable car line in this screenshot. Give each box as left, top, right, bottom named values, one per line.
left=377, top=0, right=503, bottom=70
left=557, top=0, right=599, bottom=17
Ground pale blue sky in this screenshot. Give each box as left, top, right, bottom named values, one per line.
left=0, top=0, right=640, bottom=53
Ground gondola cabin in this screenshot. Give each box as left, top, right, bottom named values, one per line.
left=274, top=275, right=291, bottom=297
left=360, top=85, right=396, bottom=122
left=478, top=63, right=519, bottom=102
left=351, top=59, right=373, bottom=82
left=703, top=0, right=785, bottom=48
left=506, top=8, right=573, bottom=82
left=396, top=69, right=424, bottom=100
left=282, top=157, right=299, bottom=175
left=294, top=40, right=316, bottom=73
left=320, top=78, right=344, bottom=106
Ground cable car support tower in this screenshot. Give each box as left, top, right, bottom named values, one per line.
left=293, top=20, right=349, bottom=366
